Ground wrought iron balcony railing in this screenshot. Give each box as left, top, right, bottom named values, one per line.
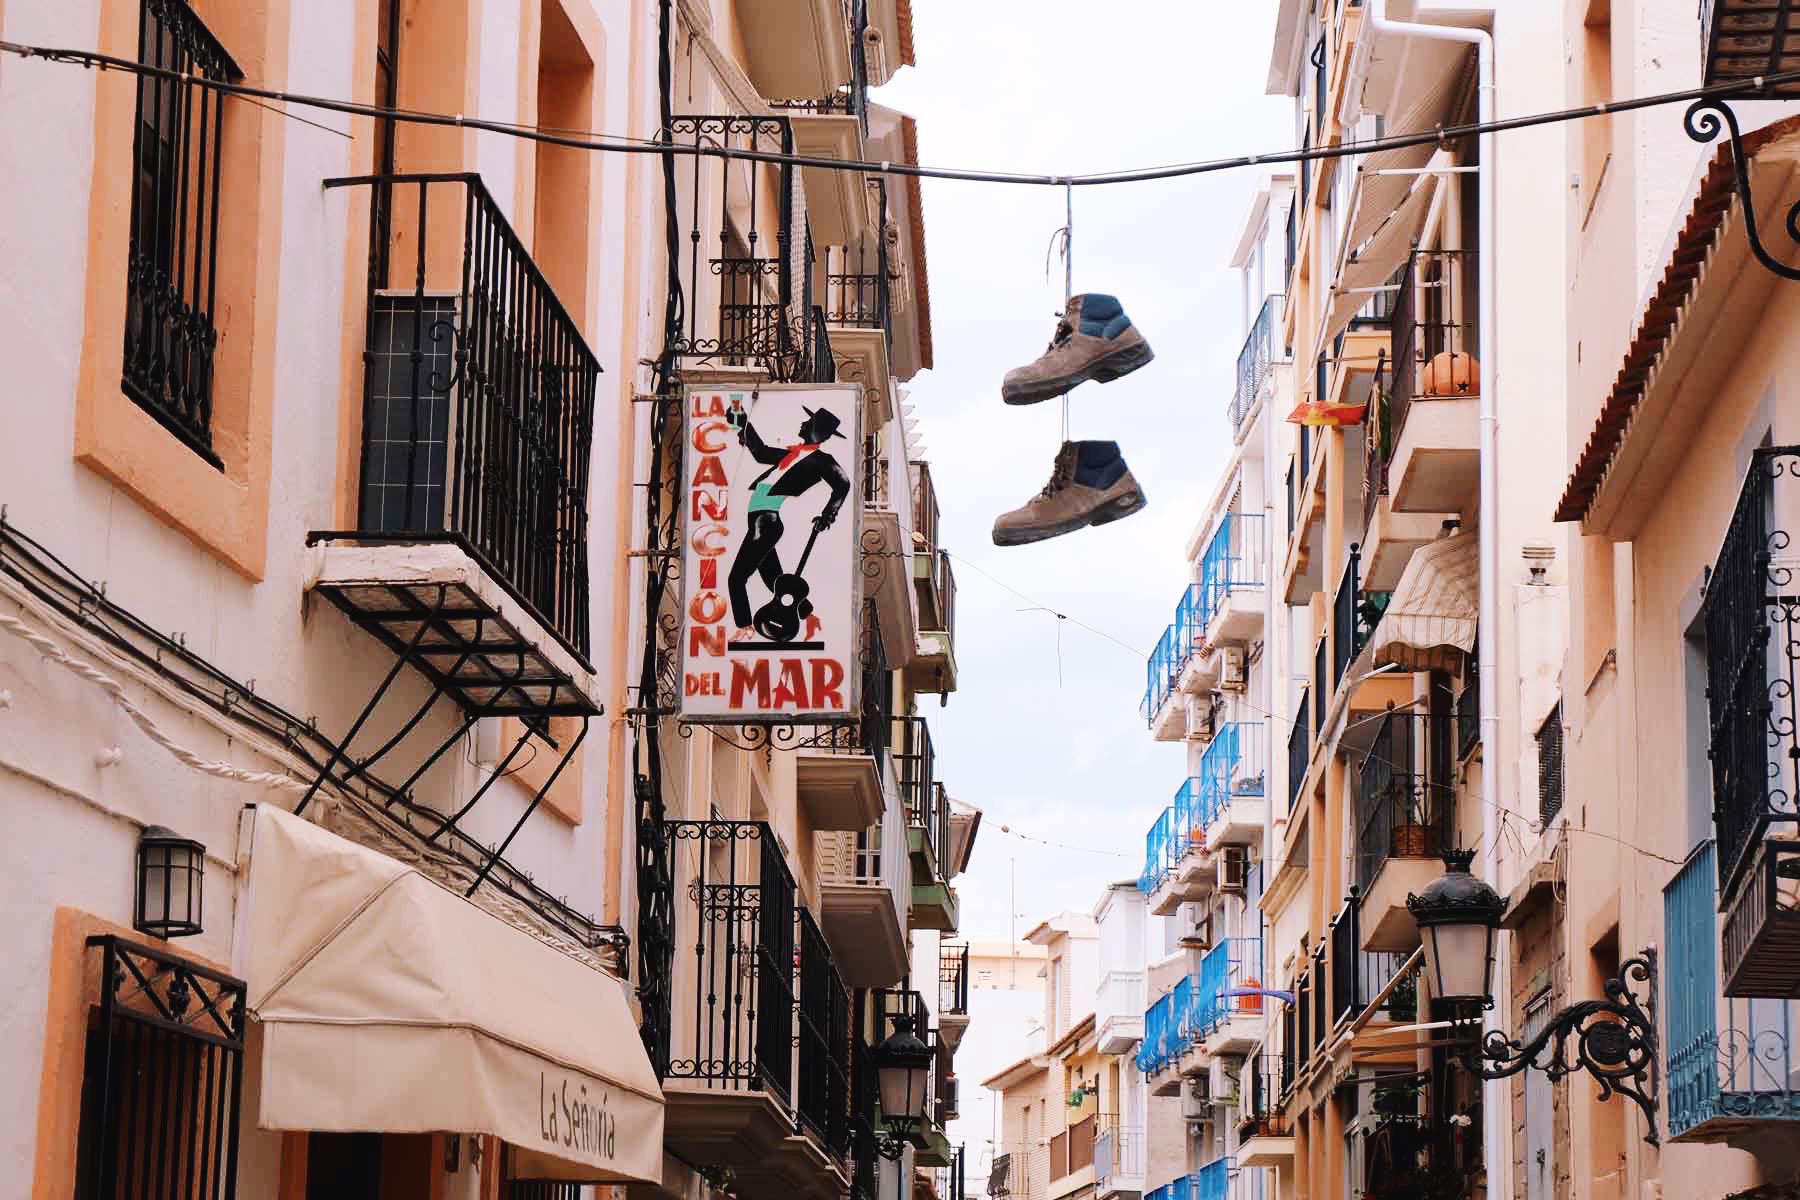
left=1288, top=689, right=1310, bottom=809
left=1357, top=712, right=1457, bottom=887
left=1388, top=248, right=1480, bottom=454
left=815, top=600, right=892, bottom=762
left=940, top=941, right=970, bottom=1016
left=668, top=115, right=824, bottom=382
left=798, top=908, right=853, bottom=1153
left=1327, top=893, right=1413, bottom=1028
left=912, top=460, right=941, bottom=553
left=1240, top=1053, right=1288, bottom=1134
left=662, top=821, right=799, bottom=1100
left=325, top=172, right=597, bottom=659
left=1230, top=295, right=1283, bottom=439
left=1457, top=653, right=1479, bottom=759
left=1332, top=545, right=1362, bottom=693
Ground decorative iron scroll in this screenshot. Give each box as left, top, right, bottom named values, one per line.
left=1685, top=99, right=1800, bottom=281
left=1459, top=949, right=1660, bottom=1145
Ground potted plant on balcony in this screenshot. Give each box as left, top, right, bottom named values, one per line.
left=1385, top=972, right=1418, bottom=1023
left=1387, top=788, right=1437, bottom=858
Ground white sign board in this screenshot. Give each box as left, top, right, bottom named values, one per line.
left=680, top=384, right=863, bottom=721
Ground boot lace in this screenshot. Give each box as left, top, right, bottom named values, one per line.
left=1042, top=315, right=1073, bottom=353
left=1038, top=450, right=1076, bottom=499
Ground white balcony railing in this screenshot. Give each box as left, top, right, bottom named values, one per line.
left=1096, top=969, right=1147, bottom=1031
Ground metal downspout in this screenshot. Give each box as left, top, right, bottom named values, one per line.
left=1365, top=3, right=1503, bottom=1195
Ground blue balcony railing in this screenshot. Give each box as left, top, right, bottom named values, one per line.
left=1137, top=977, right=1194, bottom=1074
left=1174, top=583, right=1207, bottom=669
left=1172, top=777, right=1207, bottom=859
left=1191, top=938, right=1263, bottom=1042
left=1665, top=840, right=1800, bottom=1139
left=1141, top=808, right=1177, bottom=895
left=1198, top=513, right=1268, bottom=625
left=1197, top=722, right=1266, bottom=831
left=1196, top=1157, right=1233, bottom=1200
left=1141, top=624, right=1180, bottom=725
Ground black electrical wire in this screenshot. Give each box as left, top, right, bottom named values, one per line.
left=5, top=37, right=1800, bottom=189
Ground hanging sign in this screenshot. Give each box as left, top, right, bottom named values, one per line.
left=680, top=383, right=864, bottom=721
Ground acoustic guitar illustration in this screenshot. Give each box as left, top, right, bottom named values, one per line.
left=751, top=524, right=823, bottom=644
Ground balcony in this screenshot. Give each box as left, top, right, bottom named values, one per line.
left=1194, top=938, right=1264, bottom=1056
left=661, top=821, right=851, bottom=1200
left=823, top=179, right=894, bottom=426
left=1236, top=1054, right=1295, bottom=1168
left=778, top=16, right=874, bottom=250
left=1327, top=894, right=1415, bottom=1038
left=1176, top=585, right=1218, bottom=696
left=908, top=463, right=959, bottom=697
left=1230, top=295, right=1284, bottom=443
left=796, top=604, right=891, bottom=832
left=1356, top=712, right=1457, bottom=952
left=1093, top=1116, right=1145, bottom=1200
left=1387, top=250, right=1480, bottom=515
left=1149, top=1157, right=1233, bottom=1200
left=815, top=790, right=909, bottom=987
left=1360, top=356, right=1452, bottom=592
left=899, top=718, right=959, bottom=931
left=309, top=174, right=599, bottom=717
left=1702, top=0, right=1800, bottom=98
left=669, top=116, right=828, bottom=385
left=860, top=433, right=918, bottom=671
left=1136, top=978, right=1194, bottom=1094
left=1096, top=967, right=1147, bottom=1054
left=1143, top=780, right=1212, bottom=916
left=939, top=941, right=971, bottom=1050
left=1142, top=624, right=1186, bottom=741
left=1705, top=445, right=1800, bottom=995
left=1198, top=722, right=1268, bottom=850
left=1198, top=513, right=1268, bottom=646
left=1049, top=1114, right=1097, bottom=1198
left=1288, top=689, right=1311, bottom=808
left=1666, top=841, right=1800, bottom=1145
left=736, top=0, right=856, bottom=103
left=875, top=989, right=954, bottom=1164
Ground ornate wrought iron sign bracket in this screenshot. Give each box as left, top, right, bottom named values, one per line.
left=1456, top=948, right=1660, bottom=1145
left=1686, top=98, right=1800, bottom=281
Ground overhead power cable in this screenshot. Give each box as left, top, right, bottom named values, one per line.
left=3, top=39, right=1799, bottom=189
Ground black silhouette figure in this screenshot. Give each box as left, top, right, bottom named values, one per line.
left=728, top=405, right=850, bottom=645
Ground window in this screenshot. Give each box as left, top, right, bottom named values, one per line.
left=74, top=937, right=246, bottom=1200
left=1536, top=703, right=1564, bottom=826
left=1579, top=0, right=1613, bottom=225
left=122, top=0, right=240, bottom=463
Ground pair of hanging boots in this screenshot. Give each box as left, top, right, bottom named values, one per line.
left=992, top=293, right=1154, bottom=546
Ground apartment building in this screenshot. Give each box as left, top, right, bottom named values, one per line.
left=2, top=0, right=979, bottom=1197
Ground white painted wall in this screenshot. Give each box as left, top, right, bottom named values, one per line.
left=0, top=0, right=652, bottom=1182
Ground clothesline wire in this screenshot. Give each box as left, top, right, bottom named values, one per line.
left=942, top=549, right=1146, bottom=657
left=2, top=38, right=1796, bottom=189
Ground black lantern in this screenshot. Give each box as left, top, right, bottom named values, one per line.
left=1408, top=850, right=1663, bottom=1146
left=1405, top=849, right=1504, bottom=1006
left=873, top=1013, right=933, bottom=1159
left=135, top=826, right=205, bottom=939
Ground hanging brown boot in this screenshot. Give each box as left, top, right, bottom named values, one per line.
left=992, top=440, right=1148, bottom=546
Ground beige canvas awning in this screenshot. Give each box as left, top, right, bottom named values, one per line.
left=245, top=805, right=663, bottom=1184
left=1370, top=532, right=1477, bottom=674
left=1322, top=35, right=1474, bottom=341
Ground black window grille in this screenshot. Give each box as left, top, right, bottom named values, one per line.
left=75, top=935, right=246, bottom=1200
left=122, top=0, right=241, bottom=464
left=1700, top=448, right=1800, bottom=901
left=1536, top=702, right=1564, bottom=826
left=1457, top=652, right=1479, bottom=759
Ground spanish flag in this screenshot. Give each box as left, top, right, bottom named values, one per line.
left=1286, top=398, right=1368, bottom=427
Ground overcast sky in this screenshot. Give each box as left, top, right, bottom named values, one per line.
left=876, top=2, right=1292, bottom=950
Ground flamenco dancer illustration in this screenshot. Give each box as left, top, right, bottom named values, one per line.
left=728, top=401, right=851, bottom=646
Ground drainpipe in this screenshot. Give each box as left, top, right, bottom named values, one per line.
left=1366, top=1, right=1502, bottom=1194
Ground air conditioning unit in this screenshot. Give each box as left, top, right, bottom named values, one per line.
left=1184, top=695, right=1216, bottom=741
left=1219, top=845, right=1250, bottom=893
left=1209, top=1055, right=1242, bottom=1101
left=1181, top=1077, right=1211, bottom=1121
left=1218, top=646, right=1247, bottom=692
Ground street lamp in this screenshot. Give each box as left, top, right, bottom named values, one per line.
left=1406, top=852, right=1662, bottom=1145
left=873, top=1013, right=933, bottom=1159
